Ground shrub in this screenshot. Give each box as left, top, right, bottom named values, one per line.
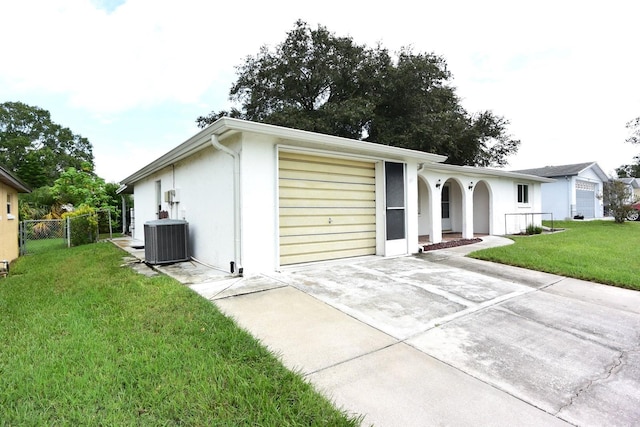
left=601, top=180, right=635, bottom=223
left=526, top=224, right=543, bottom=235
left=62, top=205, right=99, bottom=246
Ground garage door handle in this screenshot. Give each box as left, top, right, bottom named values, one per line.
left=328, top=217, right=333, bottom=224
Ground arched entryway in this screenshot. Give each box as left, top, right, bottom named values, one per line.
left=417, top=176, right=433, bottom=239
left=472, top=180, right=491, bottom=234
left=442, top=178, right=463, bottom=233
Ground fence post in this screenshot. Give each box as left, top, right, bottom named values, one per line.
left=67, top=217, right=71, bottom=248
left=19, top=221, right=24, bottom=255
left=107, top=208, right=113, bottom=239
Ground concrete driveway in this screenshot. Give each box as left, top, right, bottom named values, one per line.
left=185, top=237, right=640, bottom=426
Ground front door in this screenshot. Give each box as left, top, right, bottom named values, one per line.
left=441, top=183, right=451, bottom=230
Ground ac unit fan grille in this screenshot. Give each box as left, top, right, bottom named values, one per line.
left=144, top=220, right=189, bottom=265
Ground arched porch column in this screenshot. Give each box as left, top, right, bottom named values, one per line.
left=462, top=184, right=475, bottom=239
left=429, top=183, right=443, bottom=244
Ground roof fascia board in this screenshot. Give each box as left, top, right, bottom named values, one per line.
left=583, top=162, right=609, bottom=182
left=120, top=129, right=215, bottom=184
left=121, top=118, right=449, bottom=185
left=0, top=167, right=31, bottom=192
left=215, top=118, right=448, bottom=163
left=424, top=162, right=556, bottom=183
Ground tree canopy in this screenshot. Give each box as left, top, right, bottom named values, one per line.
left=616, top=117, right=640, bottom=177
left=0, top=101, right=94, bottom=188
left=19, top=166, right=126, bottom=233
left=625, top=117, right=640, bottom=145
left=197, top=20, right=520, bottom=167
left=51, top=166, right=116, bottom=210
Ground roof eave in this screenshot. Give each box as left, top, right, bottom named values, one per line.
left=582, top=162, right=609, bottom=182
left=120, top=117, right=449, bottom=185
left=425, top=163, right=556, bottom=183
left=216, top=118, right=448, bottom=163
left=0, top=167, right=31, bottom=193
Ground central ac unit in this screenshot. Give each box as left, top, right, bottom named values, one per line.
left=144, top=219, right=189, bottom=265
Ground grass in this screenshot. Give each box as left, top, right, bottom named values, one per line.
left=0, top=243, right=360, bottom=426
left=23, top=237, right=67, bottom=254
left=470, top=220, right=640, bottom=290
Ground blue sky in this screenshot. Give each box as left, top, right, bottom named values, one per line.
left=1, top=0, right=639, bottom=183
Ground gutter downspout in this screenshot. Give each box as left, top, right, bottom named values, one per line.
left=211, top=135, right=243, bottom=276
left=121, top=195, right=127, bottom=235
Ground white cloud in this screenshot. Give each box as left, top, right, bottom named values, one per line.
left=1, top=0, right=639, bottom=178
left=1, top=0, right=239, bottom=112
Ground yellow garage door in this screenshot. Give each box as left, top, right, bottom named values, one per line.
left=279, top=151, right=376, bottom=265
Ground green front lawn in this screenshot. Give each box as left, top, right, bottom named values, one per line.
left=0, top=243, right=359, bottom=426
left=470, top=220, right=640, bottom=290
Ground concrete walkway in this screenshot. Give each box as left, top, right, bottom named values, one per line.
left=114, top=236, right=640, bottom=426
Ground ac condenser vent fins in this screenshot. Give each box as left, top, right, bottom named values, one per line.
left=144, top=219, right=189, bottom=265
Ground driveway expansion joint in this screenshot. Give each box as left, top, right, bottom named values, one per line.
left=302, top=341, right=402, bottom=378
left=209, top=283, right=288, bottom=300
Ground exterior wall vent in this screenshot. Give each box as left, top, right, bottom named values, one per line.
left=144, top=219, right=189, bottom=265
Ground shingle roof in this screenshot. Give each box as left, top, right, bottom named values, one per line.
left=512, top=162, right=600, bottom=178
left=0, top=165, right=31, bottom=193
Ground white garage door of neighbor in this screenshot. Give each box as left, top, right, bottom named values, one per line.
left=576, top=190, right=595, bottom=218
left=576, top=180, right=596, bottom=218
left=279, top=151, right=376, bottom=265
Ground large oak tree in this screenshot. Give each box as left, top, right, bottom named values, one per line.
left=0, top=101, right=94, bottom=188
left=197, top=20, right=520, bottom=167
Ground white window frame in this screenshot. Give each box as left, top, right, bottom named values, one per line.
left=6, top=193, right=15, bottom=220
left=517, top=183, right=530, bottom=206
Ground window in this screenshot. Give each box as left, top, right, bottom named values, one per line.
left=441, top=184, right=450, bottom=218
left=385, top=162, right=406, bottom=240
left=517, top=184, right=529, bottom=204
left=155, top=180, right=162, bottom=217
left=6, top=193, right=15, bottom=219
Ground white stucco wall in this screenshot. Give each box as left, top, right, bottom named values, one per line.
left=417, top=178, right=431, bottom=236
left=405, top=160, right=420, bottom=255
left=489, top=177, right=544, bottom=234
left=417, top=169, right=545, bottom=239
left=133, top=144, right=236, bottom=272
left=239, top=134, right=278, bottom=273
left=175, top=145, right=236, bottom=269
left=132, top=166, right=171, bottom=240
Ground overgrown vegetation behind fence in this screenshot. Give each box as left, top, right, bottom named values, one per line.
left=20, top=219, right=67, bottom=255
left=20, top=209, right=111, bottom=255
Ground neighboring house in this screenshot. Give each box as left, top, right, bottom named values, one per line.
left=514, top=162, right=609, bottom=220
left=119, top=118, right=552, bottom=275
left=618, top=177, right=640, bottom=204
left=0, top=165, right=30, bottom=262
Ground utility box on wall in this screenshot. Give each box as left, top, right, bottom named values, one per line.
left=144, top=219, right=189, bottom=265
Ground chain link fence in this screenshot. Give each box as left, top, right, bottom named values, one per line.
left=19, top=210, right=113, bottom=255
left=19, top=219, right=68, bottom=255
